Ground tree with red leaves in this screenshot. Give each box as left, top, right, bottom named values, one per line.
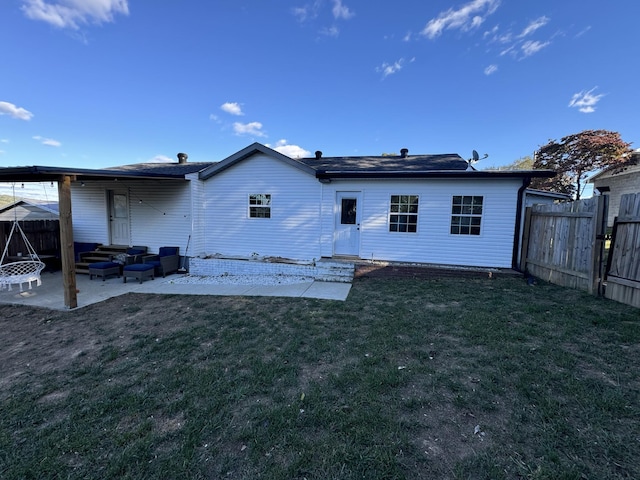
left=531, top=130, right=633, bottom=199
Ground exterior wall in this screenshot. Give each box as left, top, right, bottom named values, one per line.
left=71, top=180, right=193, bottom=254
left=126, top=180, right=192, bottom=254
left=71, top=183, right=109, bottom=243
left=201, top=154, right=322, bottom=260
left=320, top=178, right=523, bottom=268
left=593, top=165, right=640, bottom=227
left=186, top=173, right=205, bottom=257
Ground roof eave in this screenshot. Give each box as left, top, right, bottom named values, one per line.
left=199, top=142, right=315, bottom=180
left=316, top=170, right=556, bottom=180
left=0, top=165, right=193, bottom=182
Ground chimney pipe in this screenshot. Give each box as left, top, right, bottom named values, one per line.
left=315, top=150, right=323, bottom=159
left=400, top=148, right=409, bottom=158
left=177, top=152, right=188, bottom=164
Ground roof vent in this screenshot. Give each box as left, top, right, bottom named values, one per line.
left=177, top=152, right=188, bottom=164
left=400, top=148, right=409, bottom=158
left=315, top=150, right=323, bottom=159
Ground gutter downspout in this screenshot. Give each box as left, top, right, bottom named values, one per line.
left=512, top=177, right=531, bottom=271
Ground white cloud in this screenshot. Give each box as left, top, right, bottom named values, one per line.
left=377, top=58, right=412, bottom=78
left=518, top=16, right=549, bottom=38
left=148, top=155, right=174, bottom=163
left=268, top=140, right=311, bottom=159
left=521, top=40, right=550, bottom=57
left=0, top=101, right=34, bottom=120
left=233, top=122, right=266, bottom=137
left=220, top=102, right=244, bottom=116
left=422, top=0, right=500, bottom=39
left=332, top=0, right=354, bottom=20
left=484, top=64, right=498, bottom=75
left=320, top=25, right=339, bottom=37
left=21, top=0, right=129, bottom=30
left=292, top=1, right=322, bottom=22
left=569, top=87, right=605, bottom=113
left=0, top=139, right=9, bottom=143
left=33, top=135, right=61, bottom=147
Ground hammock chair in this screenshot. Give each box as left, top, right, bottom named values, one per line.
left=0, top=212, right=46, bottom=293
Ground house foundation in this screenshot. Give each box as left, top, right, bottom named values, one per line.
left=188, top=257, right=354, bottom=283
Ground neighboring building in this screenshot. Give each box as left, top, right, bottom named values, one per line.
left=0, top=200, right=60, bottom=258
left=0, top=143, right=554, bottom=270
left=0, top=199, right=59, bottom=221
left=590, top=152, right=640, bottom=227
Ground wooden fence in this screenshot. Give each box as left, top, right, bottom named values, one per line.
left=521, top=196, right=607, bottom=295
left=605, top=193, right=640, bottom=308
left=0, top=220, right=61, bottom=257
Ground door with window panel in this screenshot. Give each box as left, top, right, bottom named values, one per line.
left=334, top=192, right=361, bottom=256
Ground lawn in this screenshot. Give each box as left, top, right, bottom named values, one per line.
left=1, top=273, right=638, bottom=479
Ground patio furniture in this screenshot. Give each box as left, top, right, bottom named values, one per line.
left=88, top=261, right=121, bottom=281
left=143, top=246, right=179, bottom=277
left=123, top=263, right=155, bottom=284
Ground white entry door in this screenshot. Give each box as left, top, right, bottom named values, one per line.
left=108, top=191, right=130, bottom=245
left=334, top=191, right=361, bottom=256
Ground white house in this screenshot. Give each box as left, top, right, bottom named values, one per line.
left=188, top=143, right=552, bottom=269
left=0, top=143, right=554, bottom=271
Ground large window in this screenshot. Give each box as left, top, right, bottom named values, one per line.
left=249, top=194, right=271, bottom=218
left=450, top=195, right=483, bottom=235
left=389, top=195, right=419, bottom=233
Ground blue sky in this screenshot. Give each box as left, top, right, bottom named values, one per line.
left=1, top=0, right=638, bottom=178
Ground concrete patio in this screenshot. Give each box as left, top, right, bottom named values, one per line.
left=0, top=271, right=352, bottom=311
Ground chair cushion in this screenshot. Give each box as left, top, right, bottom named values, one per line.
left=123, top=263, right=155, bottom=272
left=145, top=260, right=161, bottom=268
left=159, top=247, right=179, bottom=257
left=126, top=248, right=146, bottom=255
left=90, top=262, right=121, bottom=270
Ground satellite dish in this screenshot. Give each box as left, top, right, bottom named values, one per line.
left=472, top=150, right=480, bottom=162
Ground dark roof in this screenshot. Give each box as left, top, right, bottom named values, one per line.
left=200, top=143, right=554, bottom=181
left=297, top=153, right=468, bottom=173
left=0, top=162, right=216, bottom=182
left=106, top=162, right=216, bottom=176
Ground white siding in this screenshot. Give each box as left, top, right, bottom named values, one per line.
left=71, top=183, right=109, bottom=243
left=186, top=173, right=206, bottom=257
left=202, top=154, right=322, bottom=260
left=71, top=180, right=193, bottom=254
left=320, top=178, right=522, bottom=268
left=126, top=180, right=192, bottom=254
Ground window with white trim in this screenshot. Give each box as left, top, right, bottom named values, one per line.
left=249, top=194, right=271, bottom=218
left=389, top=195, right=419, bottom=232
left=450, top=195, right=483, bottom=235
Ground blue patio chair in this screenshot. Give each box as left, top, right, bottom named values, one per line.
left=142, top=246, right=179, bottom=277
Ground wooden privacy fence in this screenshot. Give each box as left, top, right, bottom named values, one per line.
left=605, top=193, right=640, bottom=308
left=0, top=220, right=61, bottom=257
left=521, top=196, right=607, bottom=295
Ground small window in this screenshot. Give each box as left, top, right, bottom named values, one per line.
left=389, top=195, right=419, bottom=233
left=249, top=194, right=271, bottom=218
left=450, top=195, right=483, bottom=235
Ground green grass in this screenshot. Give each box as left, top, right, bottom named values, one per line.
left=1, top=275, right=638, bottom=479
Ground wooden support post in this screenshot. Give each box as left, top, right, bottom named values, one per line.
left=58, top=175, right=77, bottom=308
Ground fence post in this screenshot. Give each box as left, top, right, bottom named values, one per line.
left=592, top=195, right=608, bottom=296
left=520, top=206, right=532, bottom=272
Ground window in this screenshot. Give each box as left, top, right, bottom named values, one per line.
left=450, top=195, right=483, bottom=235
left=249, top=194, right=271, bottom=218
left=389, top=195, right=419, bottom=232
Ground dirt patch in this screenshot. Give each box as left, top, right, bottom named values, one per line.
left=355, top=263, right=516, bottom=280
